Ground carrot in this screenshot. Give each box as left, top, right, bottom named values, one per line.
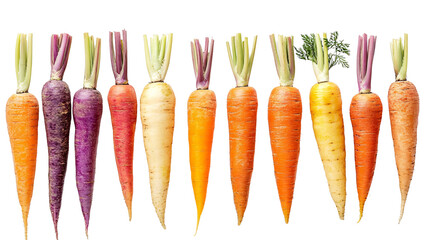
left=349, top=34, right=382, bottom=222
left=296, top=32, right=350, bottom=220
left=141, top=33, right=174, bottom=229
left=42, top=33, right=72, bottom=239
left=74, top=33, right=102, bottom=237
left=6, top=33, right=38, bottom=240
left=388, top=34, right=419, bottom=223
left=226, top=33, right=258, bottom=225
left=108, top=30, right=137, bottom=220
left=268, top=34, right=301, bottom=224
left=188, top=38, right=215, bottom=233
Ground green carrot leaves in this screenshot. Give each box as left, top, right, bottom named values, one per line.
left=226, top=33, right=258, bottom=87
left=15, top=33, right=33, bottom=93
left=296, top=31, right=350, bottom=83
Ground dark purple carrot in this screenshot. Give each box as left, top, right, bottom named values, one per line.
left=42, top=33, right=72, bottom=240
left=73, top=33, right=102, bottom=238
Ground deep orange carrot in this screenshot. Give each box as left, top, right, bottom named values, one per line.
left=268, top=35, right=301, bottom=224
left=350, top=34, right=382, bottom=222
left=226, top=33, right=258, bottom=225
left=6, top=33, right=38, bottom=240
left=108, top=30, right=137, bottom=220
left=188, top=38, right=216, bottom=233
left=388, top=34, right=419, bottom=223
left=228, top=87, right=257, bottom=225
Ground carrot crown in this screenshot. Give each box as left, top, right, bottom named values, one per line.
left=391, top=34, right=408, bottom=81
left=191, top=38, right=214, bottom=90
left=51, top=33, right=72, bottom=81
left=15, top=33, right=33, bottom=93
left=109, top=30, right=128, bottom=85
left=296, top=32, right=350, bottom=83
left=270, top=34, right=295, bottom=87
left=356, top=34, right=377, bottom=93
left=144, top=33, right=173, bottom=83
left=83, top=33, right=101, bottom=89
left=226, top=33, right=258, bottom=87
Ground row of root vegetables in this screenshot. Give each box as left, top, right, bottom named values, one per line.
left=5, top=31, right=417, bottom=240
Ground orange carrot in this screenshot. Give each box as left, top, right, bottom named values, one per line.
left=6, top=33, right=38, bottom=240
left=108, top=30, right=137, bottom=220
left=268, top=35, right=301, bottom=224
left=188, top=38, right=216, bottom=233
left=388, top=34, right=419, bottom=223
left=226, top=33, right=258, bottom=225
left=350, top=34, right=382, bottom=222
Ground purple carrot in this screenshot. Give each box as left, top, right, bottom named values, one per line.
left=74, top=33, right=102, bottom=238
left=42, top=33, right=72, bottom=240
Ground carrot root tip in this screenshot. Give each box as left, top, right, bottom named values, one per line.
left=358, top=202, right=365, bottom=223
left=399, top=198, right=407, bottom=224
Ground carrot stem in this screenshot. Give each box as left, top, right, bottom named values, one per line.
left=191, top=38, right=214, bottom=90
left=143, top=33, right=173, bottom=83
left=109, top=30, right=128, bottom=85
left=83, top=33, right=101, bottom=89
left=391, top=33, right=408, bottom=81
left=269, top=34, right=295, bottom=87
left=356, top=34, right=377, bottom=93
left=51, top=33, right=72, bottom=81
left=226, top=33, right=257, bottom=87
left=15, top=33, right=33, bottom=93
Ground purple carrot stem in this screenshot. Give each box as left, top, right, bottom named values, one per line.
left=109, top=30, right=127, bottom=85
left=357, top=34, right=377, bottom=93
left=204, top=39, right=214, bottom=83
left=191, top=38, right=214, bottom=90
left=51, top=34, right=72, bottom=80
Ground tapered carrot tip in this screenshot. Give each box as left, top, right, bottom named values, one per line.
left=358, top=201, right=365, bottom=223
left=85, top=228, right=89, bottom=239
left=194, top=214, right=201, bottom=236
left=337, top=206, right=345, bottom=220
left=54, top=222, right=59, bottom=240
left=398, top=198, right=407, bottom=224
left=237, top=214, right=244, bottom=226
left=126, top=200, right=132, bottom=221
left=284, top=214, right=289, bottom=224
left=23, top=211, right=28, bottom=240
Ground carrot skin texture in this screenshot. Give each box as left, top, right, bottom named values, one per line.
left=268, top=86, right=302, bottom=223
left=227, top=86, right=258, bottom=225
left=350, top=93, right=382, bottom=219
left=108, top=84, right=137, bottom=219
left=73, top=88, right=103, bottom=233
left=310, top=81, right=346, bottom=219
left=42, top=80, right=71, bottom=235
left=6, top=93, right=39, bottom=239
left=140, top=82, right=175, bottom=229
left=388, top=80, right=419, bottom=221
left=188, top=89, right=216, bottom=230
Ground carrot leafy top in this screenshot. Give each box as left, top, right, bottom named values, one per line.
left=226, top=33, right=258, bottom=87
left=296, top=32, right=350, bottom=83
left=144, top=33, right=173, bottom=83
left=191, top=38, right=214, bottom=90
left=51, top=33, right=72, bottom=81
left=110, top=30, right=128, bottom=85
left=15, top=33, right=33, bottom=93
left=357, top=34, right=377, bottom=93
left=391, top=34, right=408, bottom=81
left=270, top=35, right=295, bottom=87
left=83, top=33, right=101, bottom=89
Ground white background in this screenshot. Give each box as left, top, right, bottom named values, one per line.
left=0, top=0, right=424, bottom=239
